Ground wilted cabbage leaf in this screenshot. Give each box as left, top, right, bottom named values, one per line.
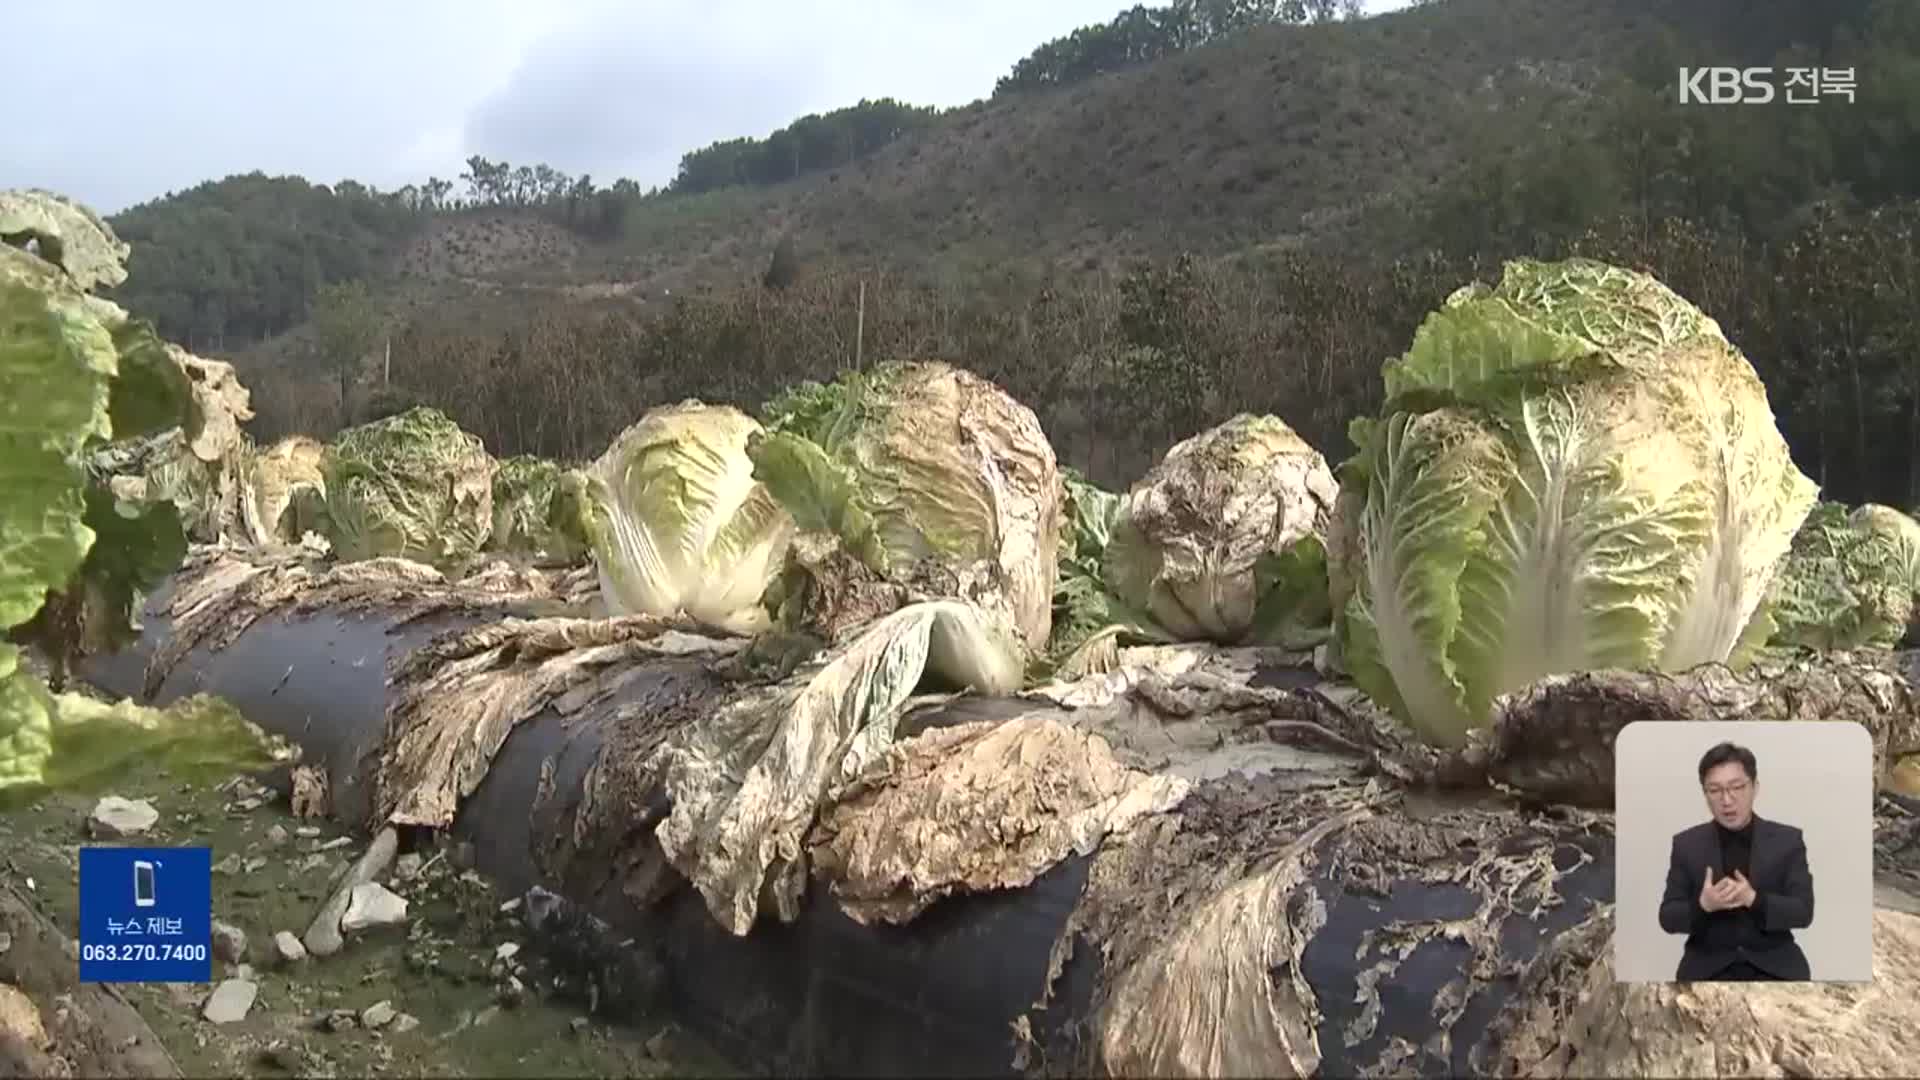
left=1332, top=258, right=1819, bottom=746
left=319, top=407, right=497, bottom=570
left=1104, top=413, right=1339, bottom=648
left=650, top=598, right=1027, bottom=935
left=0, top=650, right=291, bottom=803
left=581, top=402, right=795, bottom=634
left=1769, top=502, right=1916, bottom=651
left=751, top=362, right=1066, bottom=662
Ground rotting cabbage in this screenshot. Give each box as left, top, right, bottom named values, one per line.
left=318, top=406, right=497, bottom=570
left=244, top=436, right=326, bottom=545
left=1768, top=502, right=1918, bottom=651
left=1, top=187, right=290, bottom=795
left=580, top=402, right=794, bottom=634
left=748, top=362, right=1065, bottom=681
left=649, top=598, right=1027, bottom=935
left=1331, top=258, right=1819, bottom=747
left=488, top=455, right=591, bottom=564
left=1104, top=413, right=1339, bottom=648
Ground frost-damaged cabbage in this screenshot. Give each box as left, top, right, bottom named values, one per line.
left=318, top=407, right=497, bottom=570
left=488, top=455, right=591, bottom=564
left=1105, top=413, right=1339, bottom=648
left=1332, top=258, right=1819, bottom=747
left=749, top=361, right=1065, bottom=680
left=1769, top=502, right=1917, bottom=651
left=651, top=599, right=1026, bottom=935
left=244, top=436, right=326, bottom=545
left=580, top=402, right=794, bottom=634
left=1, top=187, right=285, bottom=792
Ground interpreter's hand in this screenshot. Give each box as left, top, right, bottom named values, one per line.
left=1699, top=867, right=1743, bottom=912
left=1723, top=870, right=1758, bottom=910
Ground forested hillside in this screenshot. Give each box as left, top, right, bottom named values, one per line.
left=94, top=0, right=1920, bottom=508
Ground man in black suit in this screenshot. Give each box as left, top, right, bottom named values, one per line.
left=1658, top=741, right=1815, bottom=981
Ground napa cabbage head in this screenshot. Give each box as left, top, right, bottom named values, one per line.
left=748, top=361, right=1065, bottom=659
left=1767, top=502, right=1920, bottom=651
left=1331, top=258, right=1819, bottom=747
left=1104, top=413, right=1338, bottom=648
left=488, top=455, right=592, bottom=564
left=318, top=407, right=497, bottom=570
left=580, top=402, right=794, bottom=634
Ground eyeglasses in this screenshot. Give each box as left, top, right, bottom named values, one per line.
left=1703, top=781, right=1751, bottom=799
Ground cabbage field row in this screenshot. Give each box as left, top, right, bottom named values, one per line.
left=6, top=185, right=1920, bottom=798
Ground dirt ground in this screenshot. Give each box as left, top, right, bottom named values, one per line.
left=0, top=762, right=743, bottom=1078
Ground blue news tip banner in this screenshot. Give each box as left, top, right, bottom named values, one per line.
left=78, top=846, right=212, bottom=983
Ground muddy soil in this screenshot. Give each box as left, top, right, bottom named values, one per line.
left=0, top=762, right=744, bottom=1079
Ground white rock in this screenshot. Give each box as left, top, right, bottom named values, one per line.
left=211, top=921, right=248, bottom=964
left=494, top=942, right=520, bottom=962
left=88, top=796, right=158, bottom=838
left=273, top=931, right=307, bottom=964
left=389, top=1012, right=420, bottom=1034
left=265, top=824, right=290, bottom=847
left=340, top=883, right=408, bottom=933
left=394, top=853, right=423, bottom=881
left=201, top=979, right=257, bottom=1024
left=360, top=1000, right=396, bottom=1029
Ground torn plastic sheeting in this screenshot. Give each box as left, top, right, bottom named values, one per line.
left=808, top=714, right=1190, bottom=926
left=370, top=614, right=735, bottom=829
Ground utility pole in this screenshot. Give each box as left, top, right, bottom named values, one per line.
left=855, top=280, right=866, bottom=372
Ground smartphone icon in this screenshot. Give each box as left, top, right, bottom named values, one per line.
left=133, top=861, right=156, bottom=907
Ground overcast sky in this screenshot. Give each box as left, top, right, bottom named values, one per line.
left=13, top=0, right=1409, bottom=214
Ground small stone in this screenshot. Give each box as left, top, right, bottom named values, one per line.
left=341, top=883, right=408, bottom=933
left=88, top=796, right=159, bottom=838
left=234, top=797, right=264, bottom=812
left=360, top=1000, right=396, bottom=1029
left=242, top=857, right=268, bottom=874
left=319, top=1008, right=358, bottom=1033
left=211, top=921, right=248, bottom=964
left=498, top=897, right=522, bottom=915
left=294, top=826, right=322, bottom=839
left=389, top=1011, right=420, bottom=1034
left=316, top=836, right=352, bottom=852
left=394, top=853, right=422, bottom=881
left=201, top=979, right=257, bottom=1024
left=265, top=825, right=290, bottom=847
left=569, top=1016, right=589, bottom=1036
left=295, top=854, right=328, bottom=875
left=273, top=931, right=307, bottom=965
left=0, top=932, right=11, bottom=955
left=494, top=942, right=520, bottom=963
left=473, top=1005, right=501, bottom=1027
left=213, top=854, right=243, bottom=876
